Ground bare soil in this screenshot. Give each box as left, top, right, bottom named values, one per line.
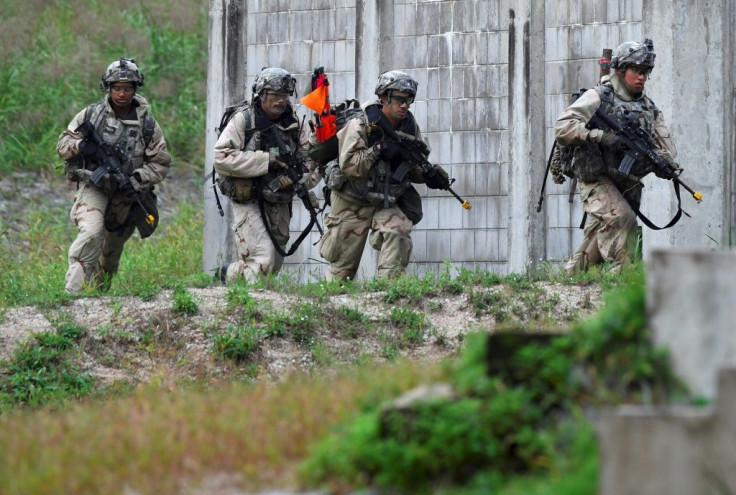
left=0, top=170, right=604, bottom=386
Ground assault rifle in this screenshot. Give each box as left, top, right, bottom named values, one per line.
left=265, top=124, right=324, bottom=236
left=587, top=108, right=702, bottom=203
left=374, top=117, right=471, bottom=210
left=75, top=120, right=156, bottom=228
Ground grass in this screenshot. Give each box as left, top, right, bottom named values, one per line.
left=0, top=2, right=660, bottom=492
left=0, top=360, right=439, bottom=494
left=0, top=0, right=207, bottom=176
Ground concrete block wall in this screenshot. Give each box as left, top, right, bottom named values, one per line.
left=597, top=368, right=736, bottom=495
left=205, top=0, right=735, bottom=280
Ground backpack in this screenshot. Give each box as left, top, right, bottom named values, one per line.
left=307, top=99, right=362, bottom=171
left=549, top=88, right=588, bottom=184
left=305, top=99, right=362, bottom=206
left=212, top=101, right=258, bottom=206
left=216, top=99, right=251, bottom=139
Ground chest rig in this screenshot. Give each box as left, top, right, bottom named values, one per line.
left=84, top=100, right=155, bottom=175
left=337, top=104, right=415, bottom=207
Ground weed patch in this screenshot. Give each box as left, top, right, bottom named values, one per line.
left=0, top=316, right=93, bottom=410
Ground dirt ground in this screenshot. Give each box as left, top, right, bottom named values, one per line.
left=0, top=170, right=603, bottom=386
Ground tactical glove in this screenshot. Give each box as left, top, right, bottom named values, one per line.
left=129, top=174, right=143, bottom=193
left=425, top=166, right=450, bottom=190
left=72, top=169, right=93, bottom=183
left=78, top=140, right=98, bottom=159
left=276, top=175, right=294, bottom=190
left=268, top=154, right=288, bottom=174
left=598, top=132, right=623, bottom=151
left=308, top=190, right=319, bottom=209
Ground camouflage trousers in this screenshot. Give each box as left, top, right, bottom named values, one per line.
left=319, top=191, right=414, bottom=281
left=565, top=177, right=638, bottom=274
left=65, top=183, right=135, bottom=293
left=224, top=200, right=290, bottom=284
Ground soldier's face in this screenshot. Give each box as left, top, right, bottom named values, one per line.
left=381, top=91, right=413, bottom=123
left=261, top=91, right=289, bottom=119
left=109, top=83, right=136, bottom=108
left=621, top=65, right=650, bottom=94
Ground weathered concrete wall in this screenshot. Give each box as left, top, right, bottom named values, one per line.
left=648, top=248, right=736, bottom=399
left=597, top=368, right=736, bottom=495
left=204, top=0, right=735, bottom=279
left=642, top=0, right=734, bottom=256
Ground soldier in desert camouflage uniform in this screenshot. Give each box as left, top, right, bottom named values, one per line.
left=555, top=39, right=677, bottom=274
left=213, top=67, right=320, bottom=283
left=319, top=70, right=448, bottom=281
left=57, top=57, right=171, bottom=293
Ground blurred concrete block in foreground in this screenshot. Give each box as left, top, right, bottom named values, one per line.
left=648, top=248, right=736, bottom=399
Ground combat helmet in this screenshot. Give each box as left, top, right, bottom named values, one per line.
left=100, top=57, right=144, bottom=89
left=252, top=67, right=296, bottom=97
left=374, top=70, right=418, bottom=97
left=611, top=39, right=656, bottom=71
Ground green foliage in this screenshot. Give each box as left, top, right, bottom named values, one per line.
left=172, top=287, right=198, bottom=315
left=212, top=324, right=261, bottom=363
left=0, top=0, right=207, bottom=175
left=263, top=302, right=322, bottom=345
left=390, top=308, right=429, bottom=345
left=0, top=316, right=94, bottom=410
left=301, top=266, right=683, bottom=492
left=1, top=197, right=204, bottom=308
left=571, top=266, right=684, bottom=403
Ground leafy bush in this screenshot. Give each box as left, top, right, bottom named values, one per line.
left=300, top=266, right=684, bottom=492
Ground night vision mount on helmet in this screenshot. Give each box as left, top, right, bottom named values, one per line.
left=611, top=39, right=656, bottom=71
left=100, top=57, right=144, bottom=90
left=374, top=70, right=418, bottom=97
left=251, top=67, right=297, bottom=97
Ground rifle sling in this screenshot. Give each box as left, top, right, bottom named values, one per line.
left=578, top=180, right=683, bottom=231
left=255, top=182, right=316, bottom=258
left=627, top=180, right=683, bottom=231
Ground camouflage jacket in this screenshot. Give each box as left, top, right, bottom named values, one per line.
left=554, top=74, right=677, bottom=184
left=213, top=102, right=320, bottom=203
left=57, top=94, right=171, bottom=187
left=334, top=99, right=427, bottom=206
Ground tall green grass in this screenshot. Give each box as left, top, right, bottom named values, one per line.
left=0, top=199, right=204, bottom=308
left=0, top=0, right=207, bottom=175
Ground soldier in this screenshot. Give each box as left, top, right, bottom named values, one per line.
left=57, top=57, right=171, bottom=293
left=213, top=67, right=320, bottom=283
left=555, top=39, right=677, bottom=274
left=319, top=70, right=448, bottom=281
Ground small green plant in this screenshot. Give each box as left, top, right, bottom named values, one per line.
left=212, top=324, right=261, bottom=362
left=335, top=306, right=369, bottom=338
left=390, top=308, right=428, bottom=346
left=0, top=317, right=93, bottom=410
left=172, top=287, right=198, bottom=315
left=262, top=302, right=322, bottom=345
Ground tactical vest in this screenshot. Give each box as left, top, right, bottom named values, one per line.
left=332, top=104, right=414, bottom=207
left=571, top=84, right=660, bottom=183
left=216, top=104, right=302, bottom=204
left=84, top=100, right=155, bottom=175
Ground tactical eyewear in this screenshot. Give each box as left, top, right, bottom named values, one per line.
left=629, top=66, right=652, bottom=76
left=390, top=95, right=414, bottom=106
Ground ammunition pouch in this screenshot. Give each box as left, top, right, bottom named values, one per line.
left=217, top=175, right=254, bottom=203
left=396, top=185, right=423, bottom=225
left=571, top=145, right=607, bottom=183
